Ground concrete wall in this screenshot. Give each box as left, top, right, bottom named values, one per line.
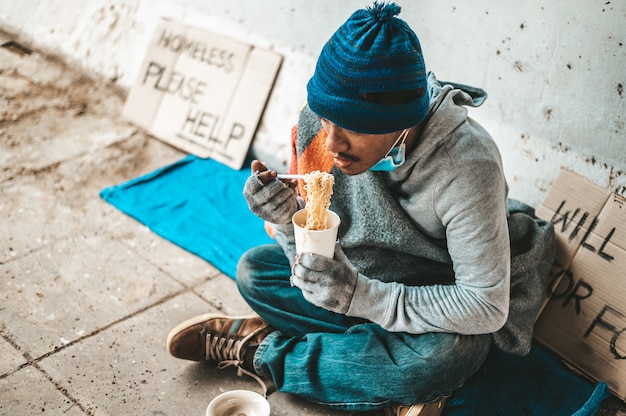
left=1, top=0, right=624, bottom=207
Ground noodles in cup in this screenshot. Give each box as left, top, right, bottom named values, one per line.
left=303, top=171, right=334, bottom=230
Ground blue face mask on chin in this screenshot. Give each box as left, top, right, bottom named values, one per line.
left=369, top=143, right=406, bottom=171
left=369, top=129, right=409, bottom=172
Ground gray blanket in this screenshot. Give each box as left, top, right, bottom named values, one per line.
left=493, top=199, right=555, bottom=355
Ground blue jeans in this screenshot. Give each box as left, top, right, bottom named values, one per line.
left=236, top=244, right=491, bottom=412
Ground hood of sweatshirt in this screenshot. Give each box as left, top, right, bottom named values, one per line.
left=389, top=72, right=489, bottom=180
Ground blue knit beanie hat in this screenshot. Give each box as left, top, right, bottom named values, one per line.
left=307, top=2, right=429, bottom=134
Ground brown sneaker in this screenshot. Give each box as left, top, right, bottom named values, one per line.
left=396, top=398, right=446, bottom=416
left=166, top=314, right=274, bottom=394
left=351, top=398, right=447, bottom=416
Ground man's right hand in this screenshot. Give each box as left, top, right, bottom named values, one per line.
left=243, top=160, right=299, bottom=224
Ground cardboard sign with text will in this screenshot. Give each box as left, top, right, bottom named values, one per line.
left=534, top=168, right=626, bottom=400
left=123, top=19, right=282, bottom=170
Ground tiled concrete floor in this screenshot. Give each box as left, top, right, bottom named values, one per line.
left=0, top=31, right=624, bottom=415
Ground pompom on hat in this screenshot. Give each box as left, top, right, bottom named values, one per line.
left=307, top=2, right=429, bottom=134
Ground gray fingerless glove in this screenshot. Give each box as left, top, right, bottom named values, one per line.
left=243, top=173, right=298, bottom=224
left=291, top=245, right=358, bottom=314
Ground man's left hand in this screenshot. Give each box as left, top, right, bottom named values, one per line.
left=291, top=245, right=358, bottom=314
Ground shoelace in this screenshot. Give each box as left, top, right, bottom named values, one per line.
left=205, top=332, right=239, bottom=362
left=205, top=327, right=271, bottom=397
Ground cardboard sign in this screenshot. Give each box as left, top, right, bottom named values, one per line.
left=535, top=168, right=626, bottom=400
left=123, top=19, right=282, bottom=170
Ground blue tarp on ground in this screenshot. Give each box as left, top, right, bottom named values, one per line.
left=444, top=344, right=608, bottom=416
left=100, top=155, right=272, bottom=279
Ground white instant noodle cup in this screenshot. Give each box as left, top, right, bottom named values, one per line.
left=206, top=390, right=270, bottom=416
left=292, top=209, right=340, bottom=258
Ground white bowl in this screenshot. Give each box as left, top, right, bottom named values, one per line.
left=206, top=390, right=270, bottom=416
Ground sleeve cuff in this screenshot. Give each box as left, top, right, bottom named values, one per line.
left=346, top=273, right=392, bottom=324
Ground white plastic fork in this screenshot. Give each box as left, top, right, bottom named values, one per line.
left=276, top=174, right=306, bottom=180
